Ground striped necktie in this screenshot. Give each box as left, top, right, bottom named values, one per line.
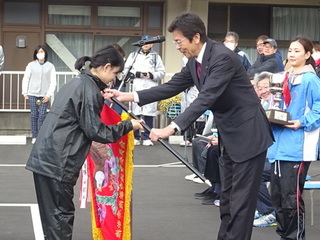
left=196, top=61, right=201, bottom=79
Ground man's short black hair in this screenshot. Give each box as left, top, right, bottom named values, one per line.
left=167, top=12, right=208, bottom=43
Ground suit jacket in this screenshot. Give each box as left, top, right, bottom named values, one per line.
left=137, top=39, right=274, bottom=162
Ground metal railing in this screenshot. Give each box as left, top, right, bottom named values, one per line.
left=0, top=71, right=175, bottom=112
left=0, top=71, right=78, bottom=111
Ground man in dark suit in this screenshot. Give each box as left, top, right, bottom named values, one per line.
left=105, top=12, right=274, bottom=240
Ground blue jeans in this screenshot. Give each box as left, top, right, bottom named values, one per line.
left=28, top=95, right=48, bottom=138
left=256, top=159, right=275, bottom=215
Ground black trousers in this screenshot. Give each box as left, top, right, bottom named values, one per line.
left=271, top=161, right=311, bottom=240
left=33, top=173, right=75, bottom=240
left=217, top=150, right=266, bottom=240
left=205, top=145, right=220, bottom=183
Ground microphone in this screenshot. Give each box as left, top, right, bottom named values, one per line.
left=132, top=35, right=165, bottom=47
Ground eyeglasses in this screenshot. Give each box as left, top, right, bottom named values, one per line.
left=263, top=45, right=274, bottom=49
left=172, top=38, right=187, bottom=46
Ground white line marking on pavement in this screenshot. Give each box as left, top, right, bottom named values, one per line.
left=0, top=203, right=44, bottom=240
left=135, top=164, right=185, bottom=168
left=0, top=164, right=26, bottom=167
left=30, top=204, right=45, bottom=240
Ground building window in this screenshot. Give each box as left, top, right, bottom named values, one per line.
left=208, top=4, right=270, bottom=40
left=207, top=4, right=228, bottom=40
left=230, top=5, right=270, bottom=39
left=44, top=3, right=163, bottom=72
left=97, top=6, right=141, bottom=27
left=148, top=5, right=162, bottom=28
left=48, top=5, right=91, bottom=26
left=4, top=2, right=40, bottom=24
left=208, top=3, right=320, bottom=61
left=273, top=7, right=320, bottom=41
left=46, top=33, right=93, bottom=72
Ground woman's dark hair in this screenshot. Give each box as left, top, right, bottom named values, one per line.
left=291, top=35, right=316, bottom=70
left=314, top=43, right=320, bottom=52
left=168, top=12, right=208, bottom=43
left=256, top=35, right=269, bottom=44
left=33, top=45, right=48, bottom=62
left=75, top=45, right=124, bottom=71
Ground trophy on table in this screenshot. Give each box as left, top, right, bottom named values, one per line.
left=265, top=72, right=292, bottom=125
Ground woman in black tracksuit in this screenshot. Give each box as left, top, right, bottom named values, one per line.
left=26, top=45, right=143, bottom=240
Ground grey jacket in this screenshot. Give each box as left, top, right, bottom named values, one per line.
left=22, top=60, right=56, bottom=97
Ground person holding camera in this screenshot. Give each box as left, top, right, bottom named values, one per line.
left=124, top=35, right=165, bottom=146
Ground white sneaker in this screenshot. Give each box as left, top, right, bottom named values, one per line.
left=134, top=139, right=141, bottom=145
left=192, top=177, right=204, bottom=184
left=142, top=139, right=153, bottom=146
left=253, top=213, right=277, bottom=227
left=254, top=210, right=262, bottom=220
left=31, top=138, right=36, bottom=144
left=185, top=173, right=196, bottom=181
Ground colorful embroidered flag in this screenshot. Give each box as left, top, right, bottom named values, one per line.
left=81, top=104, right=134, bottom=240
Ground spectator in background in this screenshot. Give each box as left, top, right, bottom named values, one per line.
left=256, top=35, right=284, bottom=72
left=223, top=31, right=251, bottom=70
left=192, top=130, right=221, bottom=207
left=104, top=43, right=126, bottom=115
left=0, top=44, right=4, bottom=72
left=185, top=111, right=215, bottom=184
left=124, top=35, right=165, bottom=146
left=312, top=43, right=320, bottom=77
left=252, top=72, right=277, bottom=228
left=256, top=35, right=269, bottom=56
left=247, top=38, right=280, bottom=80
left=22, top=45, right=56, bottom=144
left=180, top=56, right=205, bottom=147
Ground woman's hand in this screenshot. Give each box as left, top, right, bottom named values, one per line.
left=42, top=96, right=50, bottom=103
left=285, top=120, right=301, bottom=130
left=131, top=119, right=144, bottom=131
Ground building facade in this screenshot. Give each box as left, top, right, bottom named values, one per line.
left=0, top=0, right=319, bottom=73
left=0, top=0, right=319, bottom=134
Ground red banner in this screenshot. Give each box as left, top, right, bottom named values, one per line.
left=83, top=104, right=133, bottom=240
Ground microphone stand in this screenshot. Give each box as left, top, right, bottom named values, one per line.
left=110, top=47, right=142, bottom=110
left=111, top=97, right=211, bottom=187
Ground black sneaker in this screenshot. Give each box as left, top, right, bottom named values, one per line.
left=201, top=192, right=218, bottom=201
left=194, top=188, right=213, bottom=198
left=202, top=194, right=220, bottom=205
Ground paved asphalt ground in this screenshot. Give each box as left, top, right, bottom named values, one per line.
left=0, top=138, right=319, bottom=240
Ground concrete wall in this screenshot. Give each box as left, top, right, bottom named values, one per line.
left=0, top=112, right=31, bottom=136
left=163, top=0, right=209, bottom=82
